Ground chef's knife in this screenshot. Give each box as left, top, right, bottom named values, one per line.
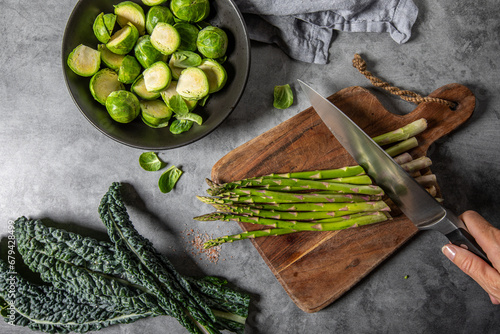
left=298, top=80, right=489, bottom=263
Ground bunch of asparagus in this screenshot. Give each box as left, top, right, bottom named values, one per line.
left=195, top=119, right=441, bottom=248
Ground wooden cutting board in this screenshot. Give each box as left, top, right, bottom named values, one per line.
left=211, top=83, right=475, bottom=313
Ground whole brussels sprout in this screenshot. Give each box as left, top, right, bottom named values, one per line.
left=196, top=26, right=228, bottom=59
left=105, top=90, right=140, bottom=123
left=170, top=0, right=209, bottom=22
left=118, top=55, right=142, bottom=84
left=146, top=5, right=175, bottom=35
left=134, top=35, right=162, bottom=69
left=174, top=22, right=199, bottom=51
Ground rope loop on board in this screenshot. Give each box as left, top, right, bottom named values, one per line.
left=352, top=54, right=456, bottom=108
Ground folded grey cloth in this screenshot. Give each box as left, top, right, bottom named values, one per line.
left=234, top=0, right=418, bottom=64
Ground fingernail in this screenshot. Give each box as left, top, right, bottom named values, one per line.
left=490, top=295, right=500, bottom=305
left=442, top=245, right=456, bottom=261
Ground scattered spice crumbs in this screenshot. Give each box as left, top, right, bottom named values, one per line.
left=181, top=227, right=223, bottom=264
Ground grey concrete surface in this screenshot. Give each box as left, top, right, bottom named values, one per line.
left=1, top=0, right=500, bottom=333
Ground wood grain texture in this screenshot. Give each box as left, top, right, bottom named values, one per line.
left=211, top=84, right=475, bottom=313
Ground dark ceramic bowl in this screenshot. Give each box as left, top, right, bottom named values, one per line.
left=62, top=0, right=250, bottom=150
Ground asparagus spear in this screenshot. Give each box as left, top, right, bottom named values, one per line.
left=210, top=202, right=390, bottom=220
left=426, top=185, right=437, bottom=197
left=385, top=137, right=418, bottom=157
left=213, top=191, right=382, bottom=204
left=252, top=165, right=366, bottom=180
left=415, top=174, right=437, bottom=187
left=204, top=228, right=301, bottom=248
left=216, top=183, right=385, bottom=197
left=207, top=176, right=380, bottom=196
left=198, top=196, right=389, bottom=212
left=202, top=212, right=390, bottom=248
left=393, top=152, right=413, bottom=164
left=326, top=175, right=373, bottom=184
left=241, top=200, right=389, bottom=212
left=372, top=119, right=427, bottom=146
left=400, top=156, right=432, bottom=173
left=208, top=174, right=373, bottom=193
left=194, top=211, right=389, bottom=229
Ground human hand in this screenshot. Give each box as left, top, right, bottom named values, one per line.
left=442, top=210, right=500, bottom=304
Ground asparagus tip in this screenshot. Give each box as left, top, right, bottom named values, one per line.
left=203, top=239, right=228, bottom=249
left=193, top=212, right=225, bottom=221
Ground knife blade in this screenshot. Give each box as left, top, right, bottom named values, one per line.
left=298, top=80, right=489, bottom=263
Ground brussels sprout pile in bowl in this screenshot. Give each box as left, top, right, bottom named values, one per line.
left=62, top=0, right=250, bottom=150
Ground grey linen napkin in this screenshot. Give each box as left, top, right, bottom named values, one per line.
left=233, top=0, right=419, bottom=64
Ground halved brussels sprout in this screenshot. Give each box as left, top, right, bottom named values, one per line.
left=143, top=0, right=168, bottom=5
left=103, top=13, right=117, bottom=32
left=176, top=67, right=209, bottom=101
left=93, top=12, right=116, bottom=43
left=67, top=44, right=101, bottom=77
left=118, top=55, right=142, bottom=84
left=174, top=22, right=199, bottom=51
left=146, top=5, right=175, bottom=35
left=90, top=68, right=125, bottom=105
left=140, top=99, right=173, bottom=128
left=198, top=59, right=227, bottom=93
left=170, top=51, right=202, bottom=68
left=131, top=75, right=161, bottom=100
left=150, top=22, right=181, bottom=55
left=105, top=90, right=140, bottom=123
left=114, top=1, right=146, bottom=35
left=143, top=61, right=172, bottom=92
left=144, top=62, right=172, bottom=93
left=98, top=44, right=125, bottom=70
left=197, top=26, right=228, bottom=59
left=134, top=35, right=162, bottom=69
left=160, top=81, right=197, bottom=112
left=106, top=22, right=139, bottom=55
left=170, top=0, right=209, bottom=22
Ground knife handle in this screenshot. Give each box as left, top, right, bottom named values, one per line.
left=443, top=213, right=491, bottom=265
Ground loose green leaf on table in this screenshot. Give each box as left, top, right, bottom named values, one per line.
left=139, top=152, right=164, bottom=171
left=158, top=166, right=183, bottom=193
left=273, top=84, right=293, bottom=109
